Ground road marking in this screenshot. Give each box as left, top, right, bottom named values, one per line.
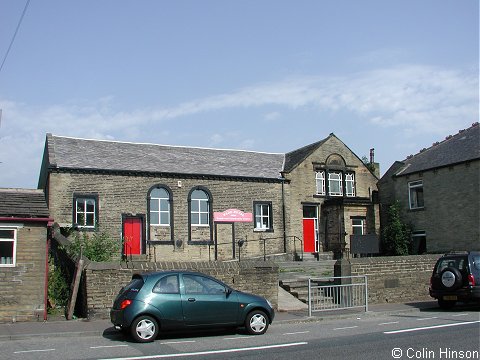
left=451, top=313, right=469, bottom=317
left=378, top=321, right=399, bottom=326
left=223, top=336, right=250, bottom=340
left=97, top=342, right=308, bottom=360
left=14, top=349, right=55, bottom=354
left=283, top=331, right=310, bottom=335
left=91, top=345, right=130, bottom=349
left=161, top=340, right=196, bottom=345
left=384, top=320, right=480, bottom=334
left=333, top=326, right=358, bottom=331
left=416, top=316, right=438, bottom=321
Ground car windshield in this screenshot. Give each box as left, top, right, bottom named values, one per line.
left=435, top=257, right=467, bottom=274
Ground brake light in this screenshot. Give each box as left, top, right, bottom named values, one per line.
left=468, top=274, right=475, bottom=286
left=120, top=299, right=132, bottom=309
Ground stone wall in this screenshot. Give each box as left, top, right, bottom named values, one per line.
left=0, top=223, right=47, bottom=322
left=342, top=254, right=442, bottom=304
left=82, top=260, right=279, bottom=319
left=284, top=135, right=379, bottom=255
left=378, top=160, right=480, bottom=253
left=47, top=172, right=287, bottom=262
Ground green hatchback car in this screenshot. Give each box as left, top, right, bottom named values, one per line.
left=110, top=271, right=275, bottom=342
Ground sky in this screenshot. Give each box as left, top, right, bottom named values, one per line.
left=0, top=0, right=478, bottom=188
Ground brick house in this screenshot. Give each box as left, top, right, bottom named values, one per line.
left=378, top=122, right=480, bottom=253
left=0, top=188, right=51, bottom=322
left=38, top=133, right=379, bottom=261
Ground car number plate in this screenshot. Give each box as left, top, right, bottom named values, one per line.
left=443, top=295, right=457, bottom=301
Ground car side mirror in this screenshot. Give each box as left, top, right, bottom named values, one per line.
left=225, top=287, right=232, bottom=297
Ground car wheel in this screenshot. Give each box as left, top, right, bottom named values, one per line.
left=440, top=267, right=463, bottom=290
left=438, top=298, right=456, bottom=310
left=245, top=310, right=269, bottom=335
left=130, top=315, right=159, bottom=343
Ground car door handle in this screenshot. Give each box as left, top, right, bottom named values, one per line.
left=188, top=298, right=196, bottom=302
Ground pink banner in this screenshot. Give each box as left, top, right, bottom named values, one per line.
left=214, top=209, right=253, bottom=222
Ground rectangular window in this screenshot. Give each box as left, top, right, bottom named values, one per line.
left=345, top=172, right=355, bottom=197
left=150, top=197, right=170, bottom=225
left=254, top=202, right=273, bottom=231
left=74, top=195, right=98, bottom=228
left=352, top=218, right=365, bottom=235
left=0, top=228, right=16, bottom=267
left=191, top=198, right=209, bottom=226
left=315, top=171, right=325, bottom=195
left=411, top=231, right=426, bottom=254
left=328, top=171, right=343, bottom=196
left=408, top=180, right=424, bottom=209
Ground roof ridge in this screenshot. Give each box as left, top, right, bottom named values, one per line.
left=405, top=122, right=479, bottom=161
left=0, top=188, right=44, bottom=193
left=50, top=134, right=284, bottom=156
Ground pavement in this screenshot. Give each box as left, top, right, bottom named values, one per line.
left=0, top=299, right=442, bottom=341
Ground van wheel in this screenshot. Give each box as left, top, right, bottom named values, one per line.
left=130, top=315, right=159, bottom=343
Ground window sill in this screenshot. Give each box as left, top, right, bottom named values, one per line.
left=408, top=207, right=425, bottom=212
left=254, top=228, right=273, bottom=233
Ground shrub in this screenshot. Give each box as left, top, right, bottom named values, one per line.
left=48, top=257, right=69, bottom=311
left=382, top=201, right=411, bottom=256
left=66, top=231, right=120, bottom=262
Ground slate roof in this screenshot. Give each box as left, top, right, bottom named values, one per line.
left=45, top=134, right=286, bottom=180
left=283, top=138, right=330, bottom=173
left=395, top=122, right=480, bottom=176
left=0, top=188, right=49, bottom=218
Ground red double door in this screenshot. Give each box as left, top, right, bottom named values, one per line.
left=123, top=216, right=143, bottom=256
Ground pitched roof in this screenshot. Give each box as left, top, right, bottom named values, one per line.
left=395, top=122, right=480, bottom=176
left=283, top=137, right=330, bottom=173
left=45, top=134, right=286, bottom=180
left=0, top=188, right=49, bottom=218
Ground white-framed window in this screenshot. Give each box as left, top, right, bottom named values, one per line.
left=149, top=187, right=171, bottom=226
left=315, top=171, right=326, bottom=195
left=254, top=202, right=272, bottom=231
left=0, top=228, right=17, bottom=267
left=74, top=195, right=97, bottom=228
left=352, top=218, right=365, bottom=235
left=345, top=172, right=355, bottom=197
left=191, top=189, right=209, bottom=226
left=408, top=180, right=424, bottom=209
left=328, top=171, right=343, bottom=196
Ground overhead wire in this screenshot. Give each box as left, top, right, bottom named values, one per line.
left=0, top=0, right=31, bottom=75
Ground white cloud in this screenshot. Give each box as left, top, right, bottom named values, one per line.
left=0, top=63, right=477, bottom=188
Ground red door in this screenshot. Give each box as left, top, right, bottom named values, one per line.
left=123, top=217, right=142, bottom=256
left=303, top=218, right=316, bottom=252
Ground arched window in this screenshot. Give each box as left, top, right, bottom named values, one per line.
left=190, top=189, right=209, bottom=226
left=149, top=187, right=171, bottom=226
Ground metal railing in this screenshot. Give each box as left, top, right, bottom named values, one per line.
left=308, top=275, right=368, bottom=316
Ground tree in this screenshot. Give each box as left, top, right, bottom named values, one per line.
left=361, top=156, right=376, bottom=173
left=382, top=201, right=411, bottom=255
